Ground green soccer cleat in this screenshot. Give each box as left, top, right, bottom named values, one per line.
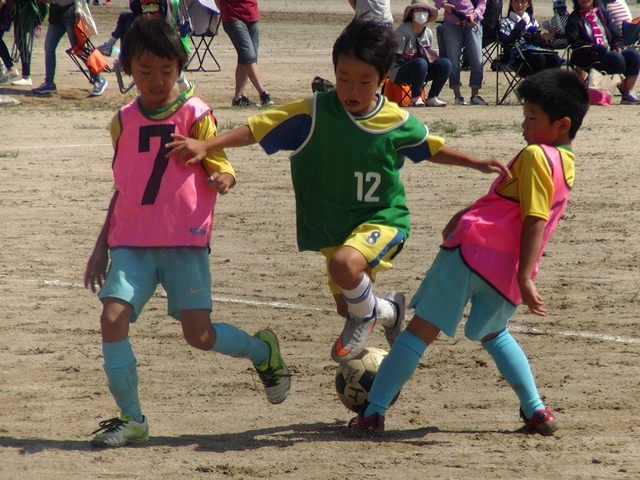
left=90, top=414, right=149, bottom=448
left=254, top=329, right=291, bottom=404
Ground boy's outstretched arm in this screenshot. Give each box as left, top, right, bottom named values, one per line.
left=518, top=216, right=546, bottom=316
left=84, top=191, right=118, bottom=293
left=429, top=146, right=511, bottom=178
left=166, top=126, right=257, bottom=164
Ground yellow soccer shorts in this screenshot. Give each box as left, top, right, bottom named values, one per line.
left=321, top=224, right=405, bottom=295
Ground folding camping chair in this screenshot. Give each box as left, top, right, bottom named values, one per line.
left=494, top=41, right=563, bottom=105
left=184, top=0, right=221, bottom=72
left=114, top=59, right=136, bottom=94
left=66, top=21, right=111, bottom=84
left=494, top=37, right=540, bottom=105
left=480, top=0, right=502, bottom=67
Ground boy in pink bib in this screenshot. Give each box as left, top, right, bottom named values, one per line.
left=83, top=18, right=290, bottom=448
left=349, top=68, right=590, bottom=437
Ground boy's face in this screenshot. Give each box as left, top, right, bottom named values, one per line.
left=521, top=101, right=569, bottom=145
left=131, top=51, right=180, bottom=111
left=334, top=55, right=385, bottom=116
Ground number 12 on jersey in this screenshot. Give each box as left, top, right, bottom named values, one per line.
left=354, top=171, right=381, bottom=202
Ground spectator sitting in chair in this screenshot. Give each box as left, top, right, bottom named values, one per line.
left=542, top=0, right=570, bottom=48
left=566, top=0, right=640, bottom=104
left=498, top=0, right=562, bottom=77
left=96, top=0, right=144, bottom=57
left=392, top=0, right=452, bottom=106
left=599, top=0, right=640, bottom=47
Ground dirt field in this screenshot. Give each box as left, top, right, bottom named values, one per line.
left=1, top=1, right=640, bottom=478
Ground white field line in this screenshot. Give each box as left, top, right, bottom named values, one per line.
left=1, top=143, right=112, bottom=151
left=25, top=278, right=639, bottom=345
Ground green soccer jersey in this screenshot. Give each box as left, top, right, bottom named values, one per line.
left=289, top=92, right=429, bottom=251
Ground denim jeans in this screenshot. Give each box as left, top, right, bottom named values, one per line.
left=0, top=30, right=14, bottom=71
left=223, top=20, right=259, bottom=65
left=441, top=21, right=483, bottom=90
left=44, top=16, right=76, bottom=84
left=571, top=47, right=640, bottom=77
left=44, top=16, right=102, bottom=85
left=393, top=57, right=452, bottom=98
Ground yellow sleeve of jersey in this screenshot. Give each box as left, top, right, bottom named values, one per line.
left=426, top=135, right=445, bottom=156
left=109, top=113, right=121, bottom=191
left=110, top=113, right=121, bottom=150
left=510, top=145, right=554, bottom=221
left=247, top=98, right=314, bottom=143
left=190, top=114, right=236, bottom=179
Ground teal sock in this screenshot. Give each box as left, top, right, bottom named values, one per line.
left=363, top=331, right=427, bottom=418
left=211, top=323, right=269, bottom=365
left=482, top=330, right=545, bottom=418
left=102, top=338, right=143, bottom=422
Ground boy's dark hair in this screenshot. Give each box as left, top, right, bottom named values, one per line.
left=332, top=20, right=396, bottom=80
left=120, top=18, right=188, bottom=75
left=516, top=69, right=589, bottom=139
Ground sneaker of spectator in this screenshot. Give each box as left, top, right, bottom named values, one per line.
left=90, top=77, right=108, bottom=97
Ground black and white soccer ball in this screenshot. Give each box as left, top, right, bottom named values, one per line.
left=334, top=346, right=399, bottom=413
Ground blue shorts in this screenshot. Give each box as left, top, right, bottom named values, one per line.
left=408, top=248, right=517, bottom=341
left=98, top=248, right=213, bottom=322
left=223, top=20, right=259, bottom=65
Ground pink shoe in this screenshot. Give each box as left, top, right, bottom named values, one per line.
left=520, top=408, right=558, bottom=436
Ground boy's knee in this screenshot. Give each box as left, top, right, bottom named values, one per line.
left=181, top=315, right=216, bottom=350
left=328, top=248, right=367, bottom=283
left=99, top=300, right=132, bottom=342
left=184, top=333, right=214, bottom=351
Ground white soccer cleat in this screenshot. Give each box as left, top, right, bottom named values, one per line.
left=90, top=414, right=149, bottom=447
left=381, top=292, right=406, bottom=348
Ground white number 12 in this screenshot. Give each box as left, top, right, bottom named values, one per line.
left=354, top=171, right=381, bottom=202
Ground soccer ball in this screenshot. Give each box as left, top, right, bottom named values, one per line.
left=334, top=346, right=399, bottom=413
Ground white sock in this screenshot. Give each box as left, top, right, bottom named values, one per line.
left=341, top=275, right=376, bottom=320
left=376, top=299, right=397, bottom=328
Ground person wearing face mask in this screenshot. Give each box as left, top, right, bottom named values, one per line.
left=498, top=0, right=562, bottom=77
left=391, top=0, right=452, bottom=106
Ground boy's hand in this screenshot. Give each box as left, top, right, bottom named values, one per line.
left=165, top=134, right=209, bottom=165
left=84, top=248, right=109, bottom=294
left=478, top=157, right=512, bottom=178
left=519, top=278, right=546, bottom=316
left=207, top=172, right=236, bottom=194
